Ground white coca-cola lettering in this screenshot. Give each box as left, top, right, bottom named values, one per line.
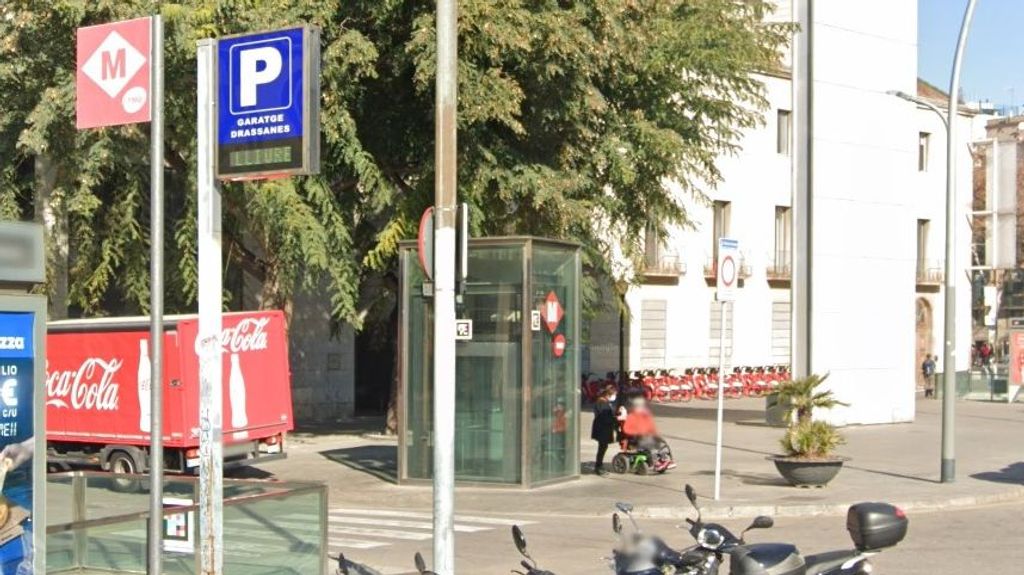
left=219, top=317, right=270, bottom=353
left=46, top=358, right=122, bottom=411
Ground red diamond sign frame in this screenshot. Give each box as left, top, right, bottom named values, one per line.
left=76, top=17, right=153, bottom=129
left=542, top=291, right=564, bottom=334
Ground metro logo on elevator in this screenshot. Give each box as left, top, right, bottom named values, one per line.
left=216, top=26, right=320, bottom=179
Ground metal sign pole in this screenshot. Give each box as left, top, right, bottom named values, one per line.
left=713, top=237, right=737, bottom=501
left=433, top=0, right=458, bottom=573
left=196, top=39, right=224, bottom=575
left=713, top=301, right=727, bottom=501
left=147, top=15, right=166, bottom=575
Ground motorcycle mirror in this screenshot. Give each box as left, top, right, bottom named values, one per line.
left=684, top=484, right=697, bottom=505
left=615, top=501, right=634, bottom=515
left=512, top=525, right=530, bottom=558
left=751, top=516, right=774, bottom=529
left=612, top=513, right=622, bottom=534
left=414, top=551, right=427, bottom=574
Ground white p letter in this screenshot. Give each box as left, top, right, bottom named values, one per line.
left=239, top=47, right=282, bottom=108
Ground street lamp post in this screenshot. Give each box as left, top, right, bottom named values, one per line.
left=887, top=0, right=977, bottom=484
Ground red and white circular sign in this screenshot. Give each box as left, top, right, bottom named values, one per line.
left=551, top=333, right=567, bottom=358
left=720, top=255, right=737, bottom=287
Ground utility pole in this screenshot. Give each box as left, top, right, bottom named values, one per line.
left=941, top=0, right=978, bottom=483
left=433, top=0, right=458, bottom=573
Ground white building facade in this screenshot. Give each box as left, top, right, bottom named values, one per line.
left=588, top=0, right=990, bottom=425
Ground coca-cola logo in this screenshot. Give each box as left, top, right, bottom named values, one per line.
left=46, top=358, right=122, bottom=411
left=219, top=317, right=270, bottom=353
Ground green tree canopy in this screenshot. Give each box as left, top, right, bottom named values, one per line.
left=0, top=0, right=789, bottom=324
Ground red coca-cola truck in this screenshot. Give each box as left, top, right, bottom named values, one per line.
left=44, top=310, right=293, bottom=476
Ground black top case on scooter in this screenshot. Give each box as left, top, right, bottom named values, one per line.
left=846, top=502, right=908, bottom=552
left=730, top=543, right=806, bottom=575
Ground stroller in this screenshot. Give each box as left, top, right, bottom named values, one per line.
left=610, top=396, right=675, bottom=475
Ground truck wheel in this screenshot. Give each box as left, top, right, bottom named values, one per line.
left=109, top=451, right=142, bottom=493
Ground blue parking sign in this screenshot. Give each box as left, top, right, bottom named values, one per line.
left=216, top=26, right=319, bottom=179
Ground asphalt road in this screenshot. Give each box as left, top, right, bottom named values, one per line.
left=336, top=501, right=1024, bottom=574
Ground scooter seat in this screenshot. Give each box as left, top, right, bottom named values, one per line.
left=804, top=550, right=863, bottom=574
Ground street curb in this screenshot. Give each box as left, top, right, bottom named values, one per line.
left=633, top=485, right=1024, bottom=520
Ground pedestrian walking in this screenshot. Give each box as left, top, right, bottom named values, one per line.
left=590, top=385, right=618, bottom=476
left=922, top=355, right=936, bottom=398
left=980, top=341, right=994, bottom=378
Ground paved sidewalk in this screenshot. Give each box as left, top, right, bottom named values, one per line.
left=258, top=397, right=1024, bottom=520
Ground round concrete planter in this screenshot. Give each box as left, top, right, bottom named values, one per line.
left=770, top=456, right=846, bottom=487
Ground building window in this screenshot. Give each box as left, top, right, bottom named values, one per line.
left=771, top=301, right=792, bottom=364
left=777, top=110, right=792, bottom=156
left=712, top=200, right=731, bottom=260
left=774, top=206, right=792, bottom=272
left=917, top=219, right=929, bottom=274
left=644, top=223, right=660, bottom=267
left=640, top=300, right=667, bottom=368
left=709, top=301, right=734, bottom=360
left=919, top=132, right=930, bottom=172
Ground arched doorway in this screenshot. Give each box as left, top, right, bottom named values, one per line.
left=916, top=298, right=934, bottom=391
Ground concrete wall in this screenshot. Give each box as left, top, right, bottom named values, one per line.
left=288, top=286, right=356, bottom=423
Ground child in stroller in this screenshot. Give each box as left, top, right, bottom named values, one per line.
left=611, top=395, right=676, bottom=474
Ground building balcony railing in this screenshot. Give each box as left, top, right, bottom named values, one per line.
left=642, top=254, right=686, bottom=283
left=917, top=261, right=944, bottom=286
left=767, top=255, right=792, bottom=281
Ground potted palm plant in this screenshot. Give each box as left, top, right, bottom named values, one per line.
left=769, top=373, right=849, bottom=487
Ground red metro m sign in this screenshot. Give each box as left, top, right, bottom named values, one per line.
left=76, top=17, right=153, bottom=128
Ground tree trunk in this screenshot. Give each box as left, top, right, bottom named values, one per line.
left=34, top=153, right=68, bottom=318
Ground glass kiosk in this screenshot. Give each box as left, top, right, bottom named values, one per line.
left=398, top=237, right=580, bottom=487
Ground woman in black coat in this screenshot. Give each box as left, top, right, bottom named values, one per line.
left=591, top=385, right=618, bottom=475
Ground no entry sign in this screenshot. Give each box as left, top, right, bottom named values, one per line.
left=716, top=237, right=739, bottom=302
left=551, top=333, right=567, bottom=358
left=76, top=17, right=153, bottom=128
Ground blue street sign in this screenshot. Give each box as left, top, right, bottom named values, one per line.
left=215, top=26, right=320, bottom=179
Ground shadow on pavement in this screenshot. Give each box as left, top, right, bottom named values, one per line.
left=970, top=461, right=1024, bottom=484
left=841, top=464, right=939, bottom=484
left=320, top=444, right=399, bottom=484
left=691, top=468, right=791, bottom=487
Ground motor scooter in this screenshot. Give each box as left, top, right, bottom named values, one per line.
left=609, top=484, right=774, bottom=574
left=795, top=502, right=909, bottom=575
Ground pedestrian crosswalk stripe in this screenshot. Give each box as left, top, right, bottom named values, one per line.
left=330, top=508, right=535, bottom=526
left=328, top=537, right=388, bottom=550
left=328, top=515, right=491, bottom=532
left=332, top=526, right=433, bottom=541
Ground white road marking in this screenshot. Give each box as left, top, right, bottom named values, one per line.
left=331, top=526, right=433, bottom=541
left=328, top=515, right=490, bottom=532
left=330, top=508, right=535, bottom=526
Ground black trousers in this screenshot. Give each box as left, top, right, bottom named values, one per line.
left=595, top=440, right=611, bottom=469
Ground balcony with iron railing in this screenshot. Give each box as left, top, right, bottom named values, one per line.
left=917, top=260, right=943, bottom=290
left=767, top=253, right=791, bottom=284
left=642, top=253, right=686, bottom=284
